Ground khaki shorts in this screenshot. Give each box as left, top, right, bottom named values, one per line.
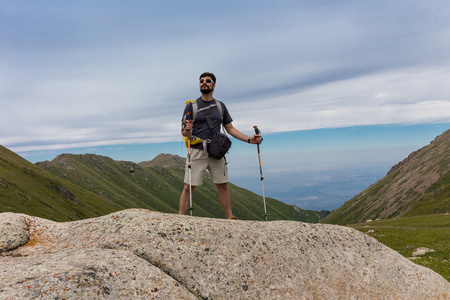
left=184, top=148, right=228, bottom=186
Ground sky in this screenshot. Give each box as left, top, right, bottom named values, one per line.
left=1, top=1, right=450, bottom=211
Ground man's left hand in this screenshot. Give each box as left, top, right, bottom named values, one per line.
left=249, top=134, right=262, bottom=144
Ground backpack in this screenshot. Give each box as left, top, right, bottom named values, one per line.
left=182, top=99, right=224, bottom=147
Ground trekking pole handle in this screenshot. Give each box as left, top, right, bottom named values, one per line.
left=185, top=112, right=193, bottom=137
left=253, top=126, right=263, bottom=143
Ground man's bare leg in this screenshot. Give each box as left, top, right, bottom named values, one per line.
left=215, top=183, right=233, bottom=219
left=179, top=184, right=196, bottom=215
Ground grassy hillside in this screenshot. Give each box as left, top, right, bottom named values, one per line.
left=0, top=146, right=123, bottom=221
left=36, top=154, right=180, bottom=213
left=37, top=153, right=327, bottom=222
left=322, top=129, right=450, bottom=225
left=349, top=213, right=449, bottom=282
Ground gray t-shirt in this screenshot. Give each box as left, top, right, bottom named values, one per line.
left=183, top=98, right=233, bottom=149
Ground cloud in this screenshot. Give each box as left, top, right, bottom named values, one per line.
left=1, top=1, right=450, bottom=153
left=229, top=67, right=450, bottom=133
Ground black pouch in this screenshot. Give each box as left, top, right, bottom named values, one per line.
left=204, top=109, right=232, bottom=159
left=208, top=132, right=232, bottom=159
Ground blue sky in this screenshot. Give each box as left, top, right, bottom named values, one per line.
left=1, top=1, right=450, bottom=211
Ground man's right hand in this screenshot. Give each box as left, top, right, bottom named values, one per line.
left=185, top=120, right=192, bottom=131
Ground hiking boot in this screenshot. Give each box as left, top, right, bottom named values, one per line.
left=231, top=216, right=238, bottom=220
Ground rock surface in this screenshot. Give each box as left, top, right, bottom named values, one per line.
left=1, top=209, right=449, bottom=299
left=412, top=247, right=435, bottom=256
left=0, top=213, right=29, bottom=252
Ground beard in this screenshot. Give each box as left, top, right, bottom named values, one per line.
left=200, top=84, right=214, bottom=94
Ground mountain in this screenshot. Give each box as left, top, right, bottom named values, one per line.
left=36, top=153, right=182, bottom=214
left=0, top=145, right=123, bottom=221
left=36, top=153, right=326, bottom=222
left=321, top=129, right=450, bottom=225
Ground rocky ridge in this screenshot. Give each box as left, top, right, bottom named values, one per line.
left=1, top=209, right=449, bottom=299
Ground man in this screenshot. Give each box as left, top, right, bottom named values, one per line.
left=179, top=72, right=261, bottom=219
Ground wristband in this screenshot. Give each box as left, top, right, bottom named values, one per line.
left=248, top=138, right=251, bottom=143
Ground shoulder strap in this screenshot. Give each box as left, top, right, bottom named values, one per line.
left=191, top=100, right=198, bottom=121
left=183, top=99, right=198, bottom=125
left=205, top=114, right=215, bottom=135
left=184, top=98, right=224, bottom=127
left=204, top=99, right=227, bottom=136
left=214, top=99, right=223, bottom=123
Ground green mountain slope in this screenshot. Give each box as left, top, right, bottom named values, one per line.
left=36, top=154, right=179, bottom=214
left=37, top=153, right=326, bottom=222
left=321, top=129, right=450, bottom=225
left=0, top=145, right=123, bottom=221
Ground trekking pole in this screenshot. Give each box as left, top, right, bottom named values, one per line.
left=186, top=112, right=194, bottom=216
left=254, top=126, right=269, bottom=221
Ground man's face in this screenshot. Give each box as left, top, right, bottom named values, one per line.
left=199, top=76, right=215, bottom=94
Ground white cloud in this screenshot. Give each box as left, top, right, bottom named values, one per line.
left=1, top=1, right=450, bottom=153
left=229, top=67, right=450, bottom=133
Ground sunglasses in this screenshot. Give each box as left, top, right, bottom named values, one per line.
left=200, top=78, right=214, bottom=83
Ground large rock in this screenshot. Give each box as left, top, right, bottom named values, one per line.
left=0, top=249, right=195, bottom=299
left=1, top=209, right=449, bottom=299
left=0, top=213, right=29, bottom=252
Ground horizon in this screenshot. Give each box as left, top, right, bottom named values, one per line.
left=13, top=123, right=450, bottom=211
